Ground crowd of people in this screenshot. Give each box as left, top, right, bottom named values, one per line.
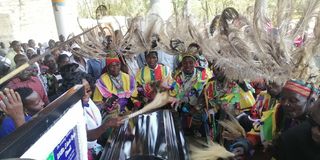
left=0, top=9, right=320, bottom=160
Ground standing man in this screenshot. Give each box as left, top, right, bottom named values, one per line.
left=273, top=98, right=320, bottom=160
left=28, top=39, right=37, bottom=50
left=174, top=54, right=211, bottom=137
left=6, top=40, right=23, bottom=70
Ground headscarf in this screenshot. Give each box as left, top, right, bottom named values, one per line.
left=283, top=79, right=319, bottom=98
left=105, top=51, right=120, bottom=66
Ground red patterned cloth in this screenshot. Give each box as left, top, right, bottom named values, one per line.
left=283, top=80, right=312, bottom=97
left=7, top=76, right=49, bottom=104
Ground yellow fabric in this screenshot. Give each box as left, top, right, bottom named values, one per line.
left=132, top=64, right=175, bottom=103
left=93, top=72, right=133, bottom=103
left=261, top=104, right=279, bottom=140
left=135, top=64, right=171, bottom=85
left=93, top=87, right=103, bottom=102
left=239, top=89, right=256, bottom=110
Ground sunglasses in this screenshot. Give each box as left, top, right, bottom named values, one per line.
left=307, top=115, right=320, bottom=128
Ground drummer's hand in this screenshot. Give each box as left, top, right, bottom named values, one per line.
left=231, top=146, right=245, bottom=160
left=104, top=117, right=124, bottom=128
left=168, top=97, right=181, bottom=109
left=111, top=99, right=119, bottom=108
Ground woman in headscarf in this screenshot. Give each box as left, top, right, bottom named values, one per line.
left=93, top=51, right=135, bottom=116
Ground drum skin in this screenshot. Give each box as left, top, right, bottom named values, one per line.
left=100, top=109, right=190, bottom=160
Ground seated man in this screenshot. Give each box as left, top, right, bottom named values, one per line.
left=0, top=87, right=45, bottom=139
left=260, top=79, right=318, bottom=142
left=273, top=98, right=320, bottom=160
left=83, top=79, right=123, bottom=159
left=174, top=54, right=212, bottom=137
left=42, top=54, right=62, bottom=101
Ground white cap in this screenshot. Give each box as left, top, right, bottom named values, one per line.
left=61, top=51, right=73, bottom=57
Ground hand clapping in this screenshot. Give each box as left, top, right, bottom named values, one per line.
left=0, top=88, right=25, bottom=127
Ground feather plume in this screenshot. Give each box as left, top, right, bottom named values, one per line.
left=121, top=14, right=166, bottom=54
left=291, top=0, right=320, bottom=82
left=218, top=112, right=246, bottom=139
left=122, top=92, right=170, bottom=121
left=190, top=0, right=318, bottom=83
left=189, top=140, right=234, bottom=160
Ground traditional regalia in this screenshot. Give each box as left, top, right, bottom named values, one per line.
left=251, top=91, right=279, bottom=119
left=260, top=80, right=319, bottom=142
left=204, top=77, right=255, bottom=142
left=132, top=51, right=175, bottom=108
left=173, top=54, right=212, bottom=137
left=245, top=90, right=281, bottom=147
left=93, top=53, right=135, bottom=115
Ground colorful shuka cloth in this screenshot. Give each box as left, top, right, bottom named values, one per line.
left=132, top=64, right=175, bottom=105
left=93, top=71, right=135, bottom=114
left=174, top=67, right=212, bottom=134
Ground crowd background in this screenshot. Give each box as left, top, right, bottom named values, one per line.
left=0, top=0, right=320, bottom=160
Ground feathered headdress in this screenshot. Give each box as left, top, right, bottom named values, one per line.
left=122, top=14, right=165, bottom=54
left=189, top=0, right=320, bottom=84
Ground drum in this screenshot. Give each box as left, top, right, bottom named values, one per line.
left=100, top=109, right=190, bottom=160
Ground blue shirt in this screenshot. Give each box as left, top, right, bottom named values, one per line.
left=0, top=115, right=32, bottom=139
left=87, top=59, right=105, bottom=81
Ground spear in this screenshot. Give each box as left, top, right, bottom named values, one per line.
left=0, top=25, right=99, bottom=85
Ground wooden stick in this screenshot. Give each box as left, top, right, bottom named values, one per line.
left=0, top=25, right=99, bottom=85
left=122, top=92, right=170, bottom=122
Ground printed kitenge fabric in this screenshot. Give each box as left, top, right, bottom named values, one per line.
left=174, top=68, right=211, bottom=104
left=93, top=71, right=135, bottom=113
left=260, top=103, right=289, bottom=142
left=132, top=64, right=175, bottom=104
